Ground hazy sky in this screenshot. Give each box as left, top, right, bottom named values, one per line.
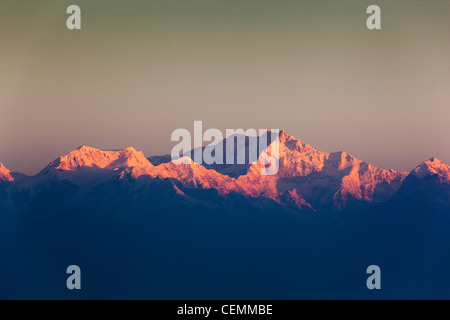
left=0, top=0, right=449, bottom=175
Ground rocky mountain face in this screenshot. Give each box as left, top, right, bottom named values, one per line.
left=1, top=132, right=449, bottom=300
left=0, top=131, right=448, bottom=213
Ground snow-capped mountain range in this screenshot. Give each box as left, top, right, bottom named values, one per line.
left=1, top=131, right=449, bottom=212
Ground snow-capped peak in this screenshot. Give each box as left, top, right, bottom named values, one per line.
left=412, top=157, right=450, bottom=181
left=278, top=130, right=315, bottom=154
left=46, top=146, right=153, bottom=171
left=0, top=162, right=13, bottom=182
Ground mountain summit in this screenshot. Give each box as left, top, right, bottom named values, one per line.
left=49, top=146, right=152, bottom=171
left=0, top=162, right=13, bottom=182
left=411, top=157, right=450, bottom=182
left=234, top=131, right=408, bottom=209
left=38, top=146, right=155, bottom=179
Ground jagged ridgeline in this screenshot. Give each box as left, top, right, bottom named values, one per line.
left=1, top=131, right=449, bottom=213
left=0, top=132, right=449, bottom=299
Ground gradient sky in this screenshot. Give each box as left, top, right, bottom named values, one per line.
left=0, top=0, right=449, bottom=175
